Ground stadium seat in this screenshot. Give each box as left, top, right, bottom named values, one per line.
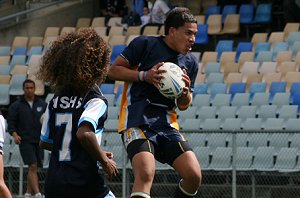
left=257, top=105, right=277, bottom=120
left=236, top=146, right=254, bottom=171
left=0, top=65, right=10, bottom=75
left=0, top=46, right=11, bottom=56
left=254, top=42, right=271, bottom=59
left=272, top=42, right=289, bottom=61
left=217, top=105, right=237, bottom=119
left=269, top=81, right=287, bottom=102
left=201, top=118, right=221, bottom=131
left=247, top=133, right=269, bottom=148
left=273, top=147, right=298, bottom=172
left=193, top=146, right=210, bottom=170
left=271, top=93, right=290, bottom=109
left=9, top=74, right=27, bottom=95
left=239, top=4, right=254, bottom=24
left=250, top=92, right=270, bottom=106
left=193, top=83, right=208, bottom=96
left=110, top=44, right=126, bottom=64
left=249, top=82, right=267, bottom=101
left=211, top=93, right=231, bottom=109
left=235, top=42, right=253, bottom=62
left=287, top=31, right=300, bottom=49
left=268, top=133, right=291, bottom=150
left=206, top=133, right=229, bottom=149
left=253, top=3, right=272, bottom=24
left=255, top=51, right=273, bottom=64
left=222, top=118, right=242, bottom=131
left=180, top=118, right=201, bottom=132
left=283, top=23, right=300, bottom=41
left=206, top=74, right=225, bottom=90
left=221, top=4, right=237, bottom=23
left=251, top=146, right=275, bottom=171
left=290, top=82, right=300, bottom=103
left=192, top=94, right=210, bottom=107
left=204, top=62, right=220, bottom=76
left=207, top=14, right=222, bottom=36
left=242, top=118, right=262, bottom=131
left=278, top=105, right=298, bottom=120
left=238, top=52, right=254, bottom=67
left=197, top=106, right=217, bottom=120
left=104, top=119, right=119, bottom=132
left=263, top=118, right=284, bottom=131
left=209, top=83, right=227, bottom=98
left=231, top=93, right=250, bottom=108
left=0, top=84, right=10, bottom=105
left=205, top=5, right=221, bottom=22
left=177, top=106, right=198, bottom=120
left=228, top=82, right=246, bottom=101
left=195, top=24, right=209, bottom=45
left=268, top=32, right=285, bottom=48
left=209, top=147, right=232, bottom=171
left=91, top=17, right=105, bottom=27
left=215, top=40, right=234, bottom=61
left=258, top=61, right=277, bottom=74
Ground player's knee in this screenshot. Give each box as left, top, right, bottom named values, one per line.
left=137, top=168, right=155, bottom=184
left=182, top=169, right=202, bottom=187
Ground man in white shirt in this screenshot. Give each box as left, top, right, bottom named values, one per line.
left=151, top=0, right=170, bottom=24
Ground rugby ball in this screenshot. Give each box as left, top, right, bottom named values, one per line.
left=158, top=62, right=185, bottom=99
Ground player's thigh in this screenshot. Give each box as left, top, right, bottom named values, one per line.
left=172, top=150, right=201, bottom=179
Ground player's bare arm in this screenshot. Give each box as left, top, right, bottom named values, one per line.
left=177, top=69, right=192, bottom=110
left=76, top=122, right=118, bottom=178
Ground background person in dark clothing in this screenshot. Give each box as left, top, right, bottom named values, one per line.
left=100, top=0, right=127, bottom=25
left=7, top=79, right=47, bottom=198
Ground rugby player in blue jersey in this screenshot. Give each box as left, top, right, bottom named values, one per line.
left=108, top=7, right=202, bottom=198
left=38, top=28, right=118, bottom=198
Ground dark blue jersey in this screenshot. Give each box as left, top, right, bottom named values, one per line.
left=40, top=86, right=110, bottom=197
left=118, top=36, right=199, bottom=132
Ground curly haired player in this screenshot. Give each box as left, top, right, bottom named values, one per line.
left=38, top=28, right=118, bottom=198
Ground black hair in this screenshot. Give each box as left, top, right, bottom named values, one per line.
left=164, top=7, right=197, bottom=35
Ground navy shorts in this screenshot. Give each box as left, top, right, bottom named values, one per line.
left=19, top=143, right=44, bottom=167
left=122, top=126, right=192, bottom=166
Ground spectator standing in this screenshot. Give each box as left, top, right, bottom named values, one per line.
left=131, top=0, right=148, bottom=17
left=150, top=0, right=170, bottom=24
left=100, top=0, right=127, bottom=25
left=108, top=7, right=201, bottom=198
left=0, top=111, right=12, bottom=198
left=7, top=79, right=47, bottom=198
left=38, top=29, right=118, bottom=198
left=141, top=6, right=151, bottom=27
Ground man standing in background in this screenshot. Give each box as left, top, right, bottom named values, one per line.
left=7, top=79, right=47, bottom=198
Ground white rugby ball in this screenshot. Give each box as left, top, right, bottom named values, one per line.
left=158, top=62, right=185, bottom=99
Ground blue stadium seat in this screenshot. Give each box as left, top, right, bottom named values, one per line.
left=12, top=47, right=27, bottom=55
left=215, top=40, right=234, bottom=61
left=110, top=44, right=126, bottom=64
left=255, top=51, right=272, bottom=64
left=228, top=82, right=246, bottom=102
left=254, top=42, right=271, bottom=59
left=193, top=83, right=208, bottom=96
left=287, top=32, right=300, bottom=49
left=291, top=92, right=300, bottom=114
left=249, top=82, right=267, bottom=101
left=221, top=4, right=238, bottom=24
left=291, top=41, right=300, bottom=60
left=269, top=81, right=287, bottom=102
left=100, top=83, right=115, bottom=94
left=239, top=4, right=254, bottom=24
left=290, top=82, right=300, bottom=103
left=205, top=5, right=221, bottom=22
left=253, top=3, right=272, bottom=24
left=235, top=42, right=253, bottom=62
left=195, top=24, right=209, bottom=45
left=209, top=82, right=226, bottom=100
left=272, top=42, right=289, bottom=61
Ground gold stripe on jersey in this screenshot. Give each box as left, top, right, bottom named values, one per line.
left=118, top=82, right=130, bottom=133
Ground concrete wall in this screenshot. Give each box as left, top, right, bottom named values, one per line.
left=0, top=0, right=97, bottom=45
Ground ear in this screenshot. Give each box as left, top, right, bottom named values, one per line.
left=169, top=27, right=176, bottom=37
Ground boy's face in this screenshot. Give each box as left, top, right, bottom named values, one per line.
left=143, top=7, right=149, bottom=15
left=169, top=22, right=197, bottom=55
